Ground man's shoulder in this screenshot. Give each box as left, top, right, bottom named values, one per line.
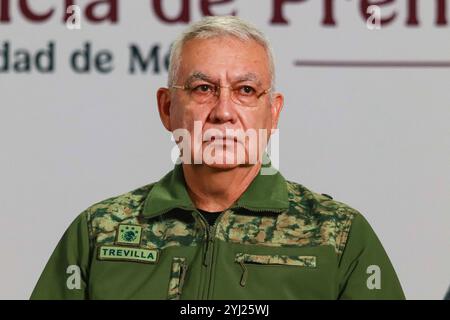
left=81, top=182, right=156, bottom=232
left=285, top=180, right=361, bottom=218
left=284, top=180, right=362, bottom=255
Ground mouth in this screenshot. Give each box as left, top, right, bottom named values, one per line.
left=202, top=134, right=240, bottom=144
left=205, top=137, right=237, bottom=143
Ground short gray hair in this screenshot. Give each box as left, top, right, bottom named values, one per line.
left=168, top=16, right=276, bottom=90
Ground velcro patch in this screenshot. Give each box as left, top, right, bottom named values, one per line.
left=116, top=224, right=142, bottom=246
left=97, top=245, right=159, bottom=264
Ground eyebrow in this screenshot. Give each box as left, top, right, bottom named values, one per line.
left=234, top=73, right=262, bottom=86
left=185, top=71, right=262, bottom=86
left=185, top=72, right=217, bottom=86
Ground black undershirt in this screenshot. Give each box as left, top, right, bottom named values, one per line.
left=197, top=209, right=222, bottom=226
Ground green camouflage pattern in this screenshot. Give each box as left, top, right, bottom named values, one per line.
left=86, top=185, right=202, bottom=250
left=85, top=180, right=357, bottom=257
left=215, top=181, right=357, bottom=256
left=235, top=253, right=316, bottom=267
left=31, top=165, right=406, bottom=300
left=167, top=257, right=188, bottom=300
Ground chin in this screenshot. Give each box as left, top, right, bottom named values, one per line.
left=202, top=162, right=241, bottom=171
left=200, top=151, right=257, bottom=171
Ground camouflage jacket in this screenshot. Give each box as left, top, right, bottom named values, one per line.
left=31, top=164, right=405, bottom=300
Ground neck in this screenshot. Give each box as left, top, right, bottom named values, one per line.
left=182, top=163, right=261, bottom=212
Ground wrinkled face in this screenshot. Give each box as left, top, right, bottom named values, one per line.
left=157, top=36, right=283, bottom=169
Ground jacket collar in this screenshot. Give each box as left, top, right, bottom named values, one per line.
left=142, top=163, right=289, bottom=218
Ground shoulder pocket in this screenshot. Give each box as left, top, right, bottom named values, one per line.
left=235, top=253, right=316, bottom=287
left=167, top=257, right=188, bottom=300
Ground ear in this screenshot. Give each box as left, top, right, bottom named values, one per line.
left=157, top=87, right=172, bottom=131
left=270, top=92, right=284, bottom=129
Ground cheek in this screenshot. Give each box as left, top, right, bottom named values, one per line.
left=240, top=107, right=272, bottom=130
left=170, top=103, right=211, bottom=131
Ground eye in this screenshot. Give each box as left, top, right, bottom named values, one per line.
left=192, top=84, right=214, bottom=94
left=238, top=85, right=256, bottom=95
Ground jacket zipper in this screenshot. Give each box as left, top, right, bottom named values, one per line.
left=204, top=211, right=227, bottom=299
left=192, top=211, right=210, bottom=299
left=194, top=210, right=227, bottom=300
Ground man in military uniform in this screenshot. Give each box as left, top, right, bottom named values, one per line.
left=31, top=16, right=405, bottom=300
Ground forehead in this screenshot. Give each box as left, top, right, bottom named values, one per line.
left=177, top=36, right=271, bottom=83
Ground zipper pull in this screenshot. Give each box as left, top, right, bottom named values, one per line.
left=202, top=229, right=210, bottom=267
left=203, top=226, right=216, bottom=266
left=239, top=261, right=248, bottom=287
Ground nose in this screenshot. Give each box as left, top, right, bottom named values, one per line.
left=207, top=87, right=238, bottom=124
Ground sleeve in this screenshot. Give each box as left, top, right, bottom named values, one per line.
left=444, top=286, right=450, bottom=300
left=337, top=213, right=406, bottom=300
left=30, top=211, right=92, bottom=300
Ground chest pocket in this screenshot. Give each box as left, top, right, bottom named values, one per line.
left=235, top=253, right=317, bottom=287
